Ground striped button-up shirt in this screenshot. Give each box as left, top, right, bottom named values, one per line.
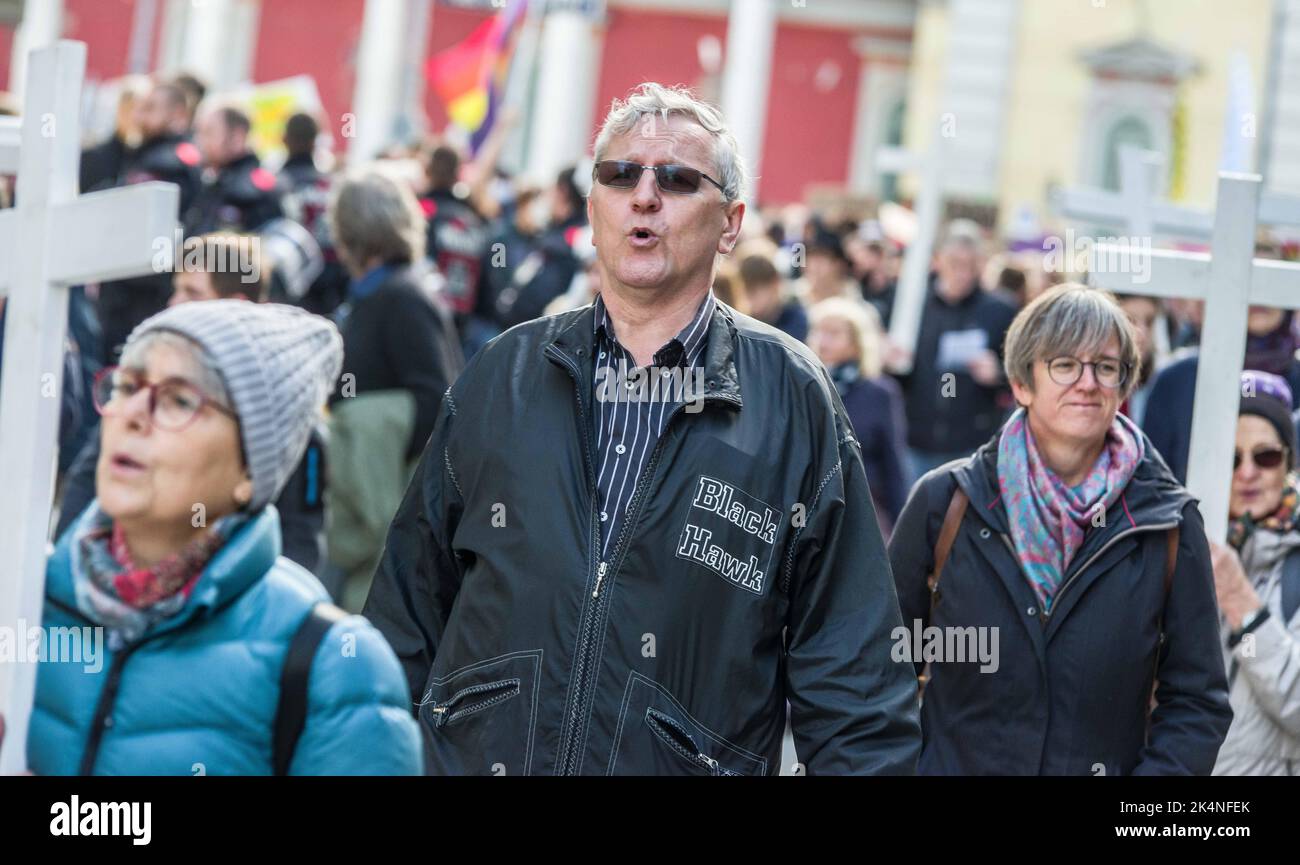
left=591, top=291, right=714, bottom=560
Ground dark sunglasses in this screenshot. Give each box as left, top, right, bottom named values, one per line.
left=1233, top=446, right=1288, bottom=470
left=592, top=160, right=726, bottom=196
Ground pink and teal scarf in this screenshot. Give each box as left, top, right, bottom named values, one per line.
left=997, top=407, right=1144, bottom=613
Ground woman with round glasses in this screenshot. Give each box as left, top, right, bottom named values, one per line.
left=888, top=283, right=1231, bottom=775
left=1209, top=370, right=1300, bottom=775
left=23, top=300, right=422, bottom=775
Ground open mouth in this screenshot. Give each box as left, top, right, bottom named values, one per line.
left=110, top=453, right=145, bottom=471
left=629, top=227, right=659, bottom=246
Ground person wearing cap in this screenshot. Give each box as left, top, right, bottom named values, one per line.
left=55, top=234, right=332, bottom=577
left=25, top=300, right=422, bottom=775
left=890, top=284, right=1231, bottom=774
left=1209, top=371, right=1300, bottom=774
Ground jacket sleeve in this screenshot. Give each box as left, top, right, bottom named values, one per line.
left=782, top=417, right=922, bottom=775
left=1140, top=364, right=1190, bottom=485
left=289, top=616, right=424, bottom=775
left=362, top=392, right=466, bottom=709
left=1133, top=501, right=1233, bottom=775
left=1232, top=610, right=1300, bottom=736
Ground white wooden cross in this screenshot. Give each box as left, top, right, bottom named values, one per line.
left=1090, top=171, right=1300, bottom=546
left=1051, top=145, right=1300, bottom=241
left=875, top=136, right=950, bottom=373
left=0, top=41, right=179, bottom=774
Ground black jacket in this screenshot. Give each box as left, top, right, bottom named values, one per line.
left=897, top=279, right=1018, bottom=455
left=330, top=265, right=464, bottom=461
left=364, top=301, right=921, bottom=775
left=184, top=151, right=284, bottom=236
left=888, top=430, right=1232, bottom=775
left=94, top=133, right=204, bottom=362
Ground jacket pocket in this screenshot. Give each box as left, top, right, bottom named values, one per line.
left=645, top=708, right=742, bottom=776
left=607, top=672, right=767, bottom=776
left=419, top=650, right=542, bottom=776
left=427, top=678, right=521, bottom=728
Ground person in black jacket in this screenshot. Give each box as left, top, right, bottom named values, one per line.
left=96, top=80, right=204, bottom=364
left=894, top=229, right=1018, bottom=483
left=889, top=284, right=1231, bottom=775
left=808, top=297, right=909, bottom=536
left=363, top=82, right=920, bottom=776
left=185, top=105, right=284, bottom=236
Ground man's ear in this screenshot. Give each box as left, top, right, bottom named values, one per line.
left=717, top=199, right=745, bottom=255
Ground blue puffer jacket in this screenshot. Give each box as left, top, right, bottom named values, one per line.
left=28, top=504, right=422, bottom=775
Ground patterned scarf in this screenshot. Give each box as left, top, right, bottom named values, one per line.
left=1227, top=473, right=1300, bottom=551
left=71, top=502, right=248, bottom=645
left=997, top=407, right=1145, bottom=613
left=1245, top=311, right=1297, bottom=376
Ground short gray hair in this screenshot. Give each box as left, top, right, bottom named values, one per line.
left=1003, top=283, right=1142, bottom=399
left=328, top=164, right=426, bottom=269
left=120, top=330, right=233, bottom=411
left=592, top=82, right=749, bottom=203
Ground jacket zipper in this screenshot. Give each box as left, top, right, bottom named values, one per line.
left=547, top=342, right=740, bottom=775
left=995, top=522, right=1178, bottom=620
left=546, top=346, right=604, bottom=775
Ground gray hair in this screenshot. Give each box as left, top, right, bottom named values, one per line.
left=119, top=330, right=233, bottom=411
left=1003, top=283, right=1142, bottom=399
left=592, top=82, right=749, bottom=203
left=328, top=164, right=426, bottom=270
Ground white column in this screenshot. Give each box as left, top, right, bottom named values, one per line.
left=7, top=0, right=64, bottom=102
left=525, top=8, right=599, bottom=184
left=349, top=0, right=409, bottom=163
left=178, top=0, right=236, bottom=89
left=720, top=0, right=776, bottom=201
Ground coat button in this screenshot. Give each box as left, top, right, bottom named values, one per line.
left=103, top=716, right=114, bottom=729
left=1027, top=606, right=1037, bottom=616
left=979, top=528, right=991, bottom=539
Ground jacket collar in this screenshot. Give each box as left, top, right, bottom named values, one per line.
left=546, top=298, right=743, bottom=408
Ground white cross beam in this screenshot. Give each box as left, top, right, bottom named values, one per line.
left=0, top=41, right=179, bottom=775
left=875, top=137, right=949, bottom=372
left=1053, top=146, right=1300, bottom=241
left=1090, top=172, right=1300, bottom=546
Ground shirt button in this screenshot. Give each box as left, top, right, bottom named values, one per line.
left=1027, top=606, right=1037, bottom=616
left=598, top=352, right=606, bottom=359
left=979, top=528, right=991, bottom=539
left=600, top=511, right=608, bottom=521
left=661, top=368, right=671, bottom=377
left=615, top=444, right=626, bottom=454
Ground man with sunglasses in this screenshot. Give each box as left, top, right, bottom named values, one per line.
left=365, top=82, right=921, bottom=776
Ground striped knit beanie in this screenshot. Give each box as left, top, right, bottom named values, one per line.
left=127, top=300, right=343, bottom=511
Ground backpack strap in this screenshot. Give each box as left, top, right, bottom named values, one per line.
left=1282, top=547, right=1300, bottom=625
left=929, top=488, right=970, bottom=599
left=919, top=488, right=969, bottom=698
left=273, top=601, right=349, bottom=776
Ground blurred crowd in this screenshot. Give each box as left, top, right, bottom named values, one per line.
left=3, top=71, right=1300, bottom=777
